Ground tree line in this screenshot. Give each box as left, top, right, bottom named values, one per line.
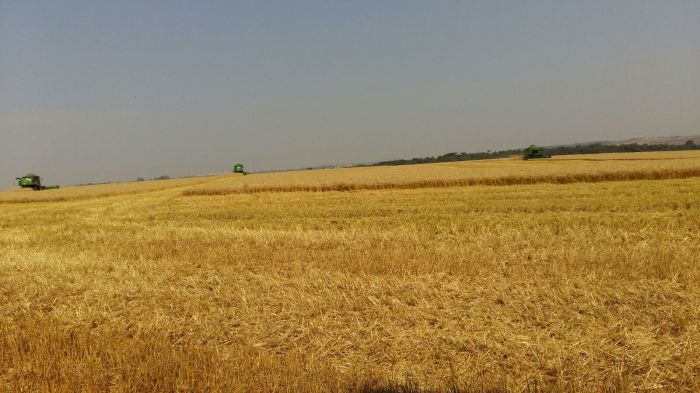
left=370, top=140, right=698, bottom=166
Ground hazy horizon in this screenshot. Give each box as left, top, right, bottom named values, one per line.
left=2, top=1, right=699, bottom=187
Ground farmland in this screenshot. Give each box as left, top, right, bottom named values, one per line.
left=1, top=151, right=699, bottom=392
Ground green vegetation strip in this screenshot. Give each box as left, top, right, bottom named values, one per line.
left=372, top=143, right=700, bottom=166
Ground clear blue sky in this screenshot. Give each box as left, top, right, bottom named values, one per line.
left=1, top=1, right=699, bottom=186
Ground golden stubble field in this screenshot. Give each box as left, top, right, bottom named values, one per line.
left=1, top=151, right=699, bottom=392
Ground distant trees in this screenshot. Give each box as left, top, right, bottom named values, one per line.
left=136, top=176, right=171, bottom=181
left=370, top=142, right=700, bottom=167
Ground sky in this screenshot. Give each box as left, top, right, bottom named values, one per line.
left=1, top=1, right=699, bottom=187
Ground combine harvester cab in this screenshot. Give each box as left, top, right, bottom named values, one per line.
left=16, top=173, right=60, bottom=191
left=523, top=145, right=552, bottom=160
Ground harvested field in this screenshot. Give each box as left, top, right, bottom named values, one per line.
left=1, top=151, right=699, bottom=392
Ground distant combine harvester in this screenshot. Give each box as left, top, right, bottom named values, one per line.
left=523, top=145, right=552, bottom=160
left=233, top=163, right=247, bottom=175
left=16, top=173, right=60, bottom=191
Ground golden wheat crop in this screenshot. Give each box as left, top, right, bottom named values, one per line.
left=0, top=175, right=224, bottom=204
left=184, top=151, right=700, bottom=195
left=1, top=151, right=699, bottom=392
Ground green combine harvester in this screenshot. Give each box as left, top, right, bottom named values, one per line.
left=523, top=145, right=552, bottom=160
left=16, top=173, right=60, bottom=191
left=233, top=163, right=247, bottom=175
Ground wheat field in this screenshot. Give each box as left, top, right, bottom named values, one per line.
left=1, top=152, right=699, bottom=392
